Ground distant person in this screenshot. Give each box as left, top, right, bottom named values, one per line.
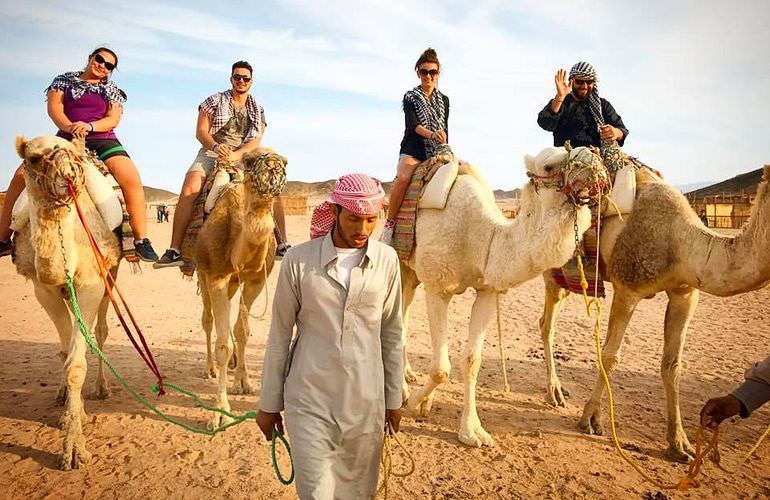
left=163, top=206, right=169, bottom=223
left=154, top=61, right=289, bottom=268
left=537, top=61, right=628, bottom=149
left=0, top=46, right=158, bottom=261
left=157, top=204, right=165, bottom=223
left=701, top=356, right=770, bottom=429
left=381, top=47, right=449, bottom=244
left=257, top=173, right=403, bottom=499
left=699, top=209, right=709, bottom=226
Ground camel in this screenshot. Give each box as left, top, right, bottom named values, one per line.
left=12, top=135, right=121, bottom=470
left=401, top=146, right=608, bottom=447
left=538, top=165, right=770, bottom=462
left=193, top=149, right=286, bottom=429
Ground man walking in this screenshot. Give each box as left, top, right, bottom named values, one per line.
left=257, top=173, right=404, bottom=499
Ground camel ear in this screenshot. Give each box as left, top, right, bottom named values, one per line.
left=15, top=136, right=26, bottom=159
left=524, top=154, right=535, bottom=172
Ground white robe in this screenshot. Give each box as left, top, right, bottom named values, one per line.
left=260, top=233, right=404, bottom=500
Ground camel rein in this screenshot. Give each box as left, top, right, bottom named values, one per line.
left=574, top=196, right=769, bottom=491
left=57, top=179, right=259, bottom=437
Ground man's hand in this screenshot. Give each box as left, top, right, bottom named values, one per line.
left=385, top=408, right=402, bottom=433
left=256, top=410, right=284, bottom=440
left=599, top=124, right=622, bottom=141
left=700, top=395, right=743, bottom=429
left=217, top=144, right=233, bottom=160
left=554, top=69, right=572, bottom=100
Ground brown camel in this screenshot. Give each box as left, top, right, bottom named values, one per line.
left=12, top=135, right=121, bottom=470
left=193, top=149, right=286, bottom=429
left=539, top=165, right=770, bottom=462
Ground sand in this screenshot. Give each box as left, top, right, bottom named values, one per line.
left=0, top=217, right=768, bottom=499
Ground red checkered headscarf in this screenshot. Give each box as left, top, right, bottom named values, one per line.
left=310, top=173, right=385, bottom=239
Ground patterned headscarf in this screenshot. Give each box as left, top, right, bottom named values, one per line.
left=569, top=61, right=604, bottom=127
left=309, top=173, right=385, bottom=239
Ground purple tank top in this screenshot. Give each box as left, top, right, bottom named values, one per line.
left=56, top=91, right=118, bottom=140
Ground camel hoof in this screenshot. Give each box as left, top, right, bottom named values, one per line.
left=401, top=385, right=410, bottom=405
left=458, top=426, right=495, bottom=448
left=208, top=412, right=233, bottom=431
left=406, top=391, right=434, bottom=417
left=205, top=367, right=219, bottom=380
left=88, top=384, right=111, bottom=400
left=666, top=444, right=694, bottom=464
left=404, top=367, right=419, bottom=383
left=60, top=446, right=92, bottom=471
left=230, top=379, right=254, bottom=395
left=577, top=414, right=603, bottom=436
left=545, top=386, right=569, bottom=407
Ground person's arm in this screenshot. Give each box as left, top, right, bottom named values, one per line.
left=403, top=99, right=436, bottom=140
left=256, top=252, right=301, bottom=440
left=195, top=108, right=219, bottom=152
left=601, top=99, right=629, bottom=146
left=732, top=357, right=770, bottom=417
left=46, top=90, right=74, bottom=133
left=380, top=254, right=404, bottom=413
left=90, top=102, right=123, bottom=132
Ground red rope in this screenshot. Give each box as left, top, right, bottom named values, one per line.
left=66, top=181, right=165, bottom=394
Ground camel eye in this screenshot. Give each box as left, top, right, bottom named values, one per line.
left=544, top=165, right=554, bottom=173
left=27, top=154, right=42, bottom=163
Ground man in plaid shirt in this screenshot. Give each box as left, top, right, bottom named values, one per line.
left=155, top=61, right=289, bottom=268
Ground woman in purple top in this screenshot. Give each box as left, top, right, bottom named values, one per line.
left=0, top=47, right=158, bottom=261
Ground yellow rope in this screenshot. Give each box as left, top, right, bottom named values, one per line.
left=376, top=422, right=416, bottom=499
left=576, top=253, right=769, bottom=491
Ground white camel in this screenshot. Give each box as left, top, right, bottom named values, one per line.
left=401, top=146, right=608, bottom=446
left=12, top=135, right=121, bottom=469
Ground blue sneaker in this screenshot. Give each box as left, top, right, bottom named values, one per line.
left=134, top=239, right=159, bottom=262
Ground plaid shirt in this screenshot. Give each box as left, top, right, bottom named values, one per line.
left=46, top=72, right=127, bottom=106
left=199, top=90, right=266, bottom=145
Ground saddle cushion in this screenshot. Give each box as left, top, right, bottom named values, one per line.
left=604, top=161, right=636, bottom=217
left=418, top=156, right=459, bottom=209
left=204, top=168, right=233, bottom=214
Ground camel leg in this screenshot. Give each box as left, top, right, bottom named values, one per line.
left=577, top=288, right=640, bottom=436
left=208, top=278, right=234, bottom=430
left=60, top=282, right=103, bottom=470
left=231, top=279, right=265, bottom=395
left=199, top=274, right=217, bottom=379
left=34, top=284, right=74, bottom=405
left=407, top=291, right=451, bottom=417
left=400, top=265, right=420, bottom=402
left=89, top=294, right=111, bottom=399
left=661, top=287, right=699, bottom=463
left=227, top=280, right=239, bottom=370
left=539, top=273, right=571, bottom=407
left=458, top=290, right=496, bottom=447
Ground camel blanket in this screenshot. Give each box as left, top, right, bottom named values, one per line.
left=180, top=174, right=217, bottom=277
left=551, top=207, right=605, bottom=298
left=392, top=153, right=454, bottom=261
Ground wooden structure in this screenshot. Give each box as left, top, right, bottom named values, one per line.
left=685, top=167, right=764, bottom=229
left=281, top=195, right=308, bottom=215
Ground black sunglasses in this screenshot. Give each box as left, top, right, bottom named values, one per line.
left=418, top=68, right=439, bottom=77
left=93, top=53, right=116, bottom=71
left=232, top=74, right=252, bottom=82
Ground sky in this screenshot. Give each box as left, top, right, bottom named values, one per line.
left=0, top=0, right=768, bottom=193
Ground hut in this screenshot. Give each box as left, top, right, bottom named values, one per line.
left=686, top=167, right=764, bottom=229
left=280, top=195, right=308, bottom=215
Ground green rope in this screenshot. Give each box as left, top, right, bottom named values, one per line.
left=271, top=428, right=294, bottom=485
left=65, top=275, right=256, bottom=436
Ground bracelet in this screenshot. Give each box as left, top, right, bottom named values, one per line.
left=212, top=143, right=220, bottom=153
left=88, top=123, right=94, bottom=132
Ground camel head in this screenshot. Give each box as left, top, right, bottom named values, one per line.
left=524, top=144, right=609, bottom=206
left=16, top=135, right=86, bottom=206
left=241, top=148, right=287, bottom=200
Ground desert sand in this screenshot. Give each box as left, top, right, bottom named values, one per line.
left=0, top=215, right=768, bottom=499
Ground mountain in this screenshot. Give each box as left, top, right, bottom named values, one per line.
left=674, top=181, right=713, bottom=193
left=685, top=168, right=764, bottom=196
left=143, top=186, right=178, bottom=203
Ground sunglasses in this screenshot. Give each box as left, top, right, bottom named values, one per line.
left=418, top=68, right=439, bottom=77
left=232, top=74, right=252, bottom=82
left=93, top=53, right=115, bottom=71
left=572, top=78, right=594, bottom=86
